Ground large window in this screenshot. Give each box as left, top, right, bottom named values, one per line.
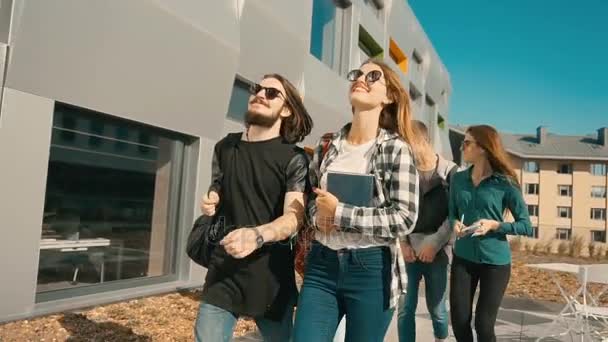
left=591, top=230, right=606, bottom=243
left=591, top=186, right=607, bottom=199
left=591, top=163, right=607, bottom=176
left=523, top=161, right=539, bottom=173
left=310, top=0, right=338, bottom=69
left=37, top=104, right=187, bottom=297
left=528, top=205, right=539, bottom=217
left=558, top=185, right=572, bottom=197
left=591, top=208, right=607, bottom=221
left=558, top=163, right=573, bottom=174
left=556, top=228, right=571, bottom=241
left=226, top=77, right=252, bottom=122
left=557, top=206, right=572, bottom=219
left=525, top=183, right=539, bottom=195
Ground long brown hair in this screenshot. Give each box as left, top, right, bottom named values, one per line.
left=466, top=125, right=519, bottom=186
left=361, top=59, right=416, bottom=149
left=263, top=73, right=313, bottom=144
left=410, top=120, right=437, bottom=168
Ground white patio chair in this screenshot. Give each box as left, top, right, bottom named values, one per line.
left=576, top=264, right=608, bottom=340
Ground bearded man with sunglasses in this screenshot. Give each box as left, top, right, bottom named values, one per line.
left=194, top=74, right=313, bottom=342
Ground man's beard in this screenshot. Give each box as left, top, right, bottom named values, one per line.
left=244, top=110, right=281, bottom=128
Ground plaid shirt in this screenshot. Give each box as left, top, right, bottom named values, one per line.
left=306, top=124, right=420, bottom=308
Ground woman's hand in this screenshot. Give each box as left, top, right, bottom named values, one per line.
left=472, top=219, right=500, bottom=236
left=314, top=188, right=339, bottom=233
left=454, top=220, right=466, bottom=237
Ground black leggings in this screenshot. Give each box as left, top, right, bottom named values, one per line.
left=449, top=255, right=511, bottom=342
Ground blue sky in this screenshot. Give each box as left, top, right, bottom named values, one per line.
left=408, top=0, right=608, bottom=136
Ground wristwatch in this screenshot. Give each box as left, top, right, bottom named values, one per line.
left=252, top=227, right=264, bottom=249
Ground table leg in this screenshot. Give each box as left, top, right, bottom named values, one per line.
left=117, top=241, right=124, bottom=280
left=100, top=256, right=105, bottom=283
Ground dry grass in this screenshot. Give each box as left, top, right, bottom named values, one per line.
left=0, top=291, right=257, bottom=342
left=557, top=241, right=567, bottom=255
left=570, top=235, right=586, bottom=257
left=510, top=236, right=523, bottom=251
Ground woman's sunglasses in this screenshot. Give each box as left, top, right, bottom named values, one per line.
left=347, top=69, right=384, bottom=86
left=249, top=83, right=285, bottom=101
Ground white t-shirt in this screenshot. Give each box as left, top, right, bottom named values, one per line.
left=317, top=139, right=391, bottom=250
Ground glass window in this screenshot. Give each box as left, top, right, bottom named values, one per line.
left=556, top=228, right=571, bottom=241
left=591, top=163, right=607, bottom=176
left=591, top=186, right=607, bottom=198
left=558, top=185, right=572, bottom=197
left=523, top=161, right=539, bottom=173
left=591, top=230, right=606, bottom=243
left=437, top=114, right=446, bottom=130
left=531, top=226, right=539, bottom=239
left=310, top=0, right=337, bottom=68
left=591, top=208, right=607, bottom=221
left=557, top=206, right=572, bottom=218
left=412, top=49, right=423, bottom=67
left=409, top=83, right=422, bottom=107
left=362, top=0, right=383, bottom=18
left=558, top=163, right=572, bottom=174
left=528, top=205, right=539, bottom=217
left=37, top=103, right=187, bottom=296
left=525, top=183, right=539, bottom=195
left=356, top=25, right=383, bottom=67
left=226, top=77, right=252, bottom=122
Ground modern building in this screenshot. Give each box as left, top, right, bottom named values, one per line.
left=0, top=0, right=451, bottom=322
left=450, top=125, right=608, bottom=245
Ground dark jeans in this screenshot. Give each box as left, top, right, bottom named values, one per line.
left=293, top=242, right=394, bottom=342
left=449, top=255, right=511, bottom=342
left=398, top=251, right=449, bottom=341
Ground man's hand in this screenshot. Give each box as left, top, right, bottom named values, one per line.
left=401, top=242, right=416, bottom=263
left=221, top=228, right=258, bottom=259
left=314, top=188, right=339, bottom=233
left=418, top=244, right=437, bottom=263
left=201, top=191, right=220, bottom=216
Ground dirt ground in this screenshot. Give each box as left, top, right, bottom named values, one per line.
left=1, top=250, right=606, bottom=341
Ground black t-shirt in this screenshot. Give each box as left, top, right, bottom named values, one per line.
left=201, top=133, right=309, bottom=320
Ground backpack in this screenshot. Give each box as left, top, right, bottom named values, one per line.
left=186, top=133, right=241, bottom=268
left=411, top=164, right=458, bottom=235
left=294, top=133, right=333, bottom=277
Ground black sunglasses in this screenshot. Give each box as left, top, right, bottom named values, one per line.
left=347, top=69, right=384, bottom=85
left=249, top=83, right=285, bottom=101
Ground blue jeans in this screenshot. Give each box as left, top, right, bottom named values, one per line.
left=397, top=251, right=449, bottom=341
left=194, top=301, right=293, bottom=342
left=293, top=242, right=394, bottom=342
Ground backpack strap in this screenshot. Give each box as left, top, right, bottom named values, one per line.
left=320, top=132, right=333, bottom=159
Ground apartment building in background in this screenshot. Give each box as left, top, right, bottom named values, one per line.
left=0, top=0, right=451, bottom=322
left=450, top=125, right=608, bottom=245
